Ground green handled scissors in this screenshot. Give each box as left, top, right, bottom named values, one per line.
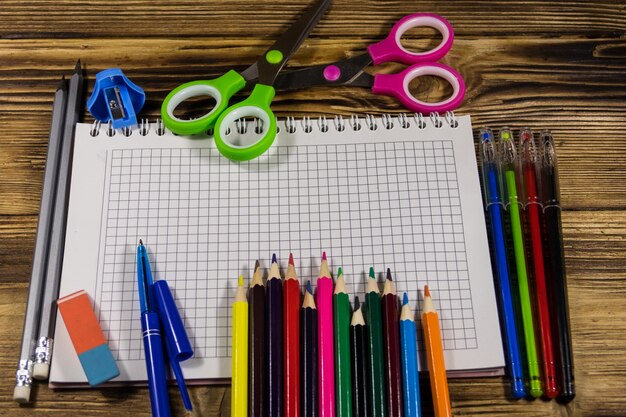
left=161, top=0, right=331, bottom=161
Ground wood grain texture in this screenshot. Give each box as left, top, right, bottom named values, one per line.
left=1, top=0, right=625, bottom=416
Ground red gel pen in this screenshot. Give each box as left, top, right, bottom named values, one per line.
left=518, top=128, right=558, bottom=398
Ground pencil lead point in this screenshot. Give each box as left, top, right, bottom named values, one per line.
left=337, top=267, right=342, bottom=277
left=403, top=292, right=408, bottom=305
left=139, top=239, right=143, bottom=246
left=369, top=266, right=375, bottom=279
left=272, top=253, right=277, bottom=264
left=288, top=253, right=294, bottom=266
left=306, top=280, right=313, bottom=294
left=386, top=268, right=392, bottom=281
left=238, top=275, right=243, bottom=286
left=424, top=285, right=431, bottom=297
left=75, top=59, right=81, bottom=71
left=322, top=251, right=327, bottom=261
left=254, top=259, right=260, bottom=270
left=354, top=296, right=360, bottom=309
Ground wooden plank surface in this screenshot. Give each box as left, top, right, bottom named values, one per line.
left=1, top=1, right=625, bottom=416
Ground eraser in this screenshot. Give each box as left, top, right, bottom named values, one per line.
left=57, top=290, right=120, bottom=386
left=13, top=385, right=31, bottom=404
left=32, top=362, right=50, bottom=380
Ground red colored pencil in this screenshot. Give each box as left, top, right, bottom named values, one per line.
left=285, top=253, right=301, bottom=417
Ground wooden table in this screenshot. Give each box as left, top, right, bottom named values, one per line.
left=1, top=1, right=625, bottom=416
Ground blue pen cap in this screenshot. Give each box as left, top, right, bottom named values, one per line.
left=87, top=68, right=145, bottom=129
left=153, top=280, right=193, bottom=362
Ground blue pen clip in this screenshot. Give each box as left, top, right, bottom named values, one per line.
left=154, top=280, right=194, bottom=411
left=87, top=68, right=145, bottom=129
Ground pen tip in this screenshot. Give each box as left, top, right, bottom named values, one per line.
left=369, top=266, right=375, bottom=279
left=288, top=253, right=294, bottom=266
left=322, top=251, right=327, bottom=261
left=403, top=292, right=408, bottom=305
left=306, top=280, right=313, bottom=294
left=272, top=253, right=277, bottom=264
left=386, top=268, right=392, bottom=281
left=424, top=285, right=431, bottom=297
left=354, top=296, right=360, bottom=309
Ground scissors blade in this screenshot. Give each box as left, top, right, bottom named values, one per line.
left=242, top=0, right=331, bottom=85
left=274, top=54, right=374, bottom=90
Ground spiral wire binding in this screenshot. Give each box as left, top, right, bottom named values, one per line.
left=87, top=112, right=459, bottom=137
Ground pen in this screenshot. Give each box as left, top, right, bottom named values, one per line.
left=421, top=286, right=451, bottom=417
left=13, top=77, right=68, bottom=403
left=334, top=267, right=352, bottom=417
left=499, top=127, right=543, bottom=398
left=137, top=241, right=171, bottom=417
left=479, top=127, right=525, bottom=398
left=399, top=293, right=421, bottom=417
left=519, top=127, right=558, bottom=398
left=539, top=130, right=575, bottom=401
left=232, top=275, right=249, bottom=417
left=285, top=254, right=301, bottom=417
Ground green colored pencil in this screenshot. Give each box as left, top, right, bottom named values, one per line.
left=365, top=267, right=386, bottom=417
left=334, top=267, right=352, bottom=417
left=500, top=127, right=543, bottom=398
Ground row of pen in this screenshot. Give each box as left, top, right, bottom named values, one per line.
left=478, top=127, right=574, bottom=401
left=230, top=252, right=451, bottom=417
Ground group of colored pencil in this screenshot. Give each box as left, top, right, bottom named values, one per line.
left=231, top=253, right=452, bottom=417
left=479, top=127, right=574, bottom=401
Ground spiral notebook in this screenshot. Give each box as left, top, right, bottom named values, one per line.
left=49, top=113, right=505, bottom=386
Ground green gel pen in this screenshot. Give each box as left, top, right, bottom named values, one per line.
left=500, top=127, right=543, bottom=398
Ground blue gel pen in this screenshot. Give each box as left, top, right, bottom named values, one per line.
left=479, top=128, right=526, bottom=399
left=137, top=241, right=171, bottom=417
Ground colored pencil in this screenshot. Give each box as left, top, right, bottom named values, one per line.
left=382, top=269, right=403, bottom=417
left=334, top=267, right=352, bottom=417
left=317, top=252, right=335, bottom=417
left=399, top=293, right=421, bottom=417
left=249, top=260, right=266, bottom=417
left=421, top=286, right=451, bottom=417
left=365, top=267, right=386, bottom=417
left=302, top=281, right=318, bottom=417
left=232, top=275, right=249, bottom=417
left=539, top=130, right=575, bottom=401
left=350, top=297, right=368, bottom=417
left=519, top=127, right=558, bottom=398
left=285, top=253, right=301, bottom=417
left=267, top=254, right=284, bottom=417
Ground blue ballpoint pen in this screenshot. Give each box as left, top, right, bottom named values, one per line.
left=137, top=240, right=171, bottom=417
left=479, top=128, right=525, bottom=398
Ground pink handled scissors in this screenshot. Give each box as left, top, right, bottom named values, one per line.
left=274, top=13, right=465, bottom=113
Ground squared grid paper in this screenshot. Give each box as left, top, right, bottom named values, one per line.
left=96, top=139, right=477, bottom=363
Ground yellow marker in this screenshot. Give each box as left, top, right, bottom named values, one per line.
left=232, top=275, right=249, bottom=417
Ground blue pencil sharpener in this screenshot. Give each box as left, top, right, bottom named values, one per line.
left=87, top=68, right=145, bottom=129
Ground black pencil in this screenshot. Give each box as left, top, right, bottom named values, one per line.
left=249, top=260, right=266, bottom=417
left=301, top=281, right=318, bottom=417
left=267, top=254, right=284, bottom=417
left=350, top=297, right=368, bottom=417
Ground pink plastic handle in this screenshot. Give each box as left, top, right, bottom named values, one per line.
left=367, top=13, right=454, bottom=65
left=371, top=62, right=466, bottom=113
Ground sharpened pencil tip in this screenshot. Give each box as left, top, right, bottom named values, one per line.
left=354, top=296, right=360, bottom=309
left=424, top=285, right=431, bottom=297
left=369, top=266, right=375, bottom=279
left=272, top=253, right=277, bottom=264
left=306, top=280, right=313, bottom=294
left=322, top=251, right=327, bottom=261
left=403, top=292, right=408, bottom=305
left=139, top=239, right=143, bottom=246
left=337, top=267, right=343, bottom=277
left=288, top=253, right=294, bottom=266
left=386, top=268, right=392, bottom=281
left=254, top=259, right=260, bottom=270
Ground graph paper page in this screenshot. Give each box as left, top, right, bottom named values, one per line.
left=50, top=115, right=504, bottom=384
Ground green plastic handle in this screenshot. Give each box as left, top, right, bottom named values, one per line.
left=213, top=84, right=277, bottom=161
left=161, top=70, right=246, bottom=136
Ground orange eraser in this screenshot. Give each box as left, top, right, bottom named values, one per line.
left=57, top=290, right=107, bottom=355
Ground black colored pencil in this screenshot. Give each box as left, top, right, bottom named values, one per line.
left=350, top=297, right=368, bottom=417
left=301, top=281, right=318, bottom=417
left=249, top=260, right=266, bottom=417
left=267, top=254, right=284, bottom=417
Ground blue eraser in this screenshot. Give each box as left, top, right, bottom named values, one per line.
left=87, top=68, right=145, bottom=129
left=78, top=344, right=120, bottom=387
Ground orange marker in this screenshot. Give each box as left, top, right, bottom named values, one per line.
left=421, top=285, right=451, bottom=417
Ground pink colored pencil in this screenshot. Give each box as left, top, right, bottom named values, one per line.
left=317, top=252, right=335, bottom=417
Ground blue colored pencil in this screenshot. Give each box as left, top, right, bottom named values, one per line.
left=399, top=293, right=421, bottom=417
